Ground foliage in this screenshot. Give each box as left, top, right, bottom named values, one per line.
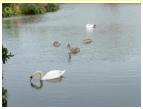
left=2, top=3, right=13, bottom=10
left=44, top=3, right=59, bottom=12
left=2, top=3, right=60, bottom=17
left=2, top=46, right=14, bottom=107
left=2, top=6, right=14, bottom=17
left=2, top=45, right=14, bottom=64
left=20, top=4, right=46, bottom=15
left=2, top=4, right=21, bottom=17
left=2, top=87, right=8, bottom=107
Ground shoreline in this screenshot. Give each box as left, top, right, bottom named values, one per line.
left=2, top=3, right=60, bottom=18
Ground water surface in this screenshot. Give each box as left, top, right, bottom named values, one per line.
left=2, top=4, right=141, bottom=106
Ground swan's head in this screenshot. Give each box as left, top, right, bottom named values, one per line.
left=30, top=71, right=43, bottom=80
left=86, top=24, right=96, bottom=28
left=29, top=71, right=37, bottom=80
left=93, top=24, right=96, bottom=28
left=29, top=72, right=35, bottom=80
left=30, top=75, right=33, bottom=80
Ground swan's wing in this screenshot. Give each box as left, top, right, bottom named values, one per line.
left=41, top=70, right=65, bottom=80
left=60, top=70, right=65, bottom=75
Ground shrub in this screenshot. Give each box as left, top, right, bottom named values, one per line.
left=44, top=3, right=59, bottom=12
left=2, top=87, right=8, bottom=107
left=13, top=4, right=22, bottom=16
left=2, top=3, right=60, bottom=17
left=2, top=46, right=14, bottom=107
left=2, top=4, right=21, bottom=17
left=2, top=3, right=13, bottom=10
left=35, top=4, right=47, bottom=14
left=2, top=46, right=14, bottom=64
left=2, top=6, right=14, bottom=17
left=20, top=4, right=46, bottom=15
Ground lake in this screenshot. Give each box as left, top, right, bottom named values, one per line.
left=2, top=4, right=141, bottom=107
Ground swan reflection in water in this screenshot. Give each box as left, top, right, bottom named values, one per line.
left=30, top=77, right=64, bottom=90
left=67, top=52, right=72, bottom=63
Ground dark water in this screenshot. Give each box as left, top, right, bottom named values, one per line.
left=2, top=4, right=141, bottom=106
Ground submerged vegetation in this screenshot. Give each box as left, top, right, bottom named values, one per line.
left=2, top=3, right=60, bottom=17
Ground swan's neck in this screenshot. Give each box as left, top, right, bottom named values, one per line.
left=32, top=71, right=44, bottom=80
left=39, top=72, right=43, bottom=79
left=67, top=44, right=71, bottom=49
left=30, top=80, right=43, bottom=89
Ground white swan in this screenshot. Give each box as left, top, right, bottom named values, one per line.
left=30, top=70, right=65, bottom=80
left=86, top=24, right=96, bottom=29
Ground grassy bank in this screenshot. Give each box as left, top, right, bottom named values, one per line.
left=2, top=3, right=60, bottom=17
